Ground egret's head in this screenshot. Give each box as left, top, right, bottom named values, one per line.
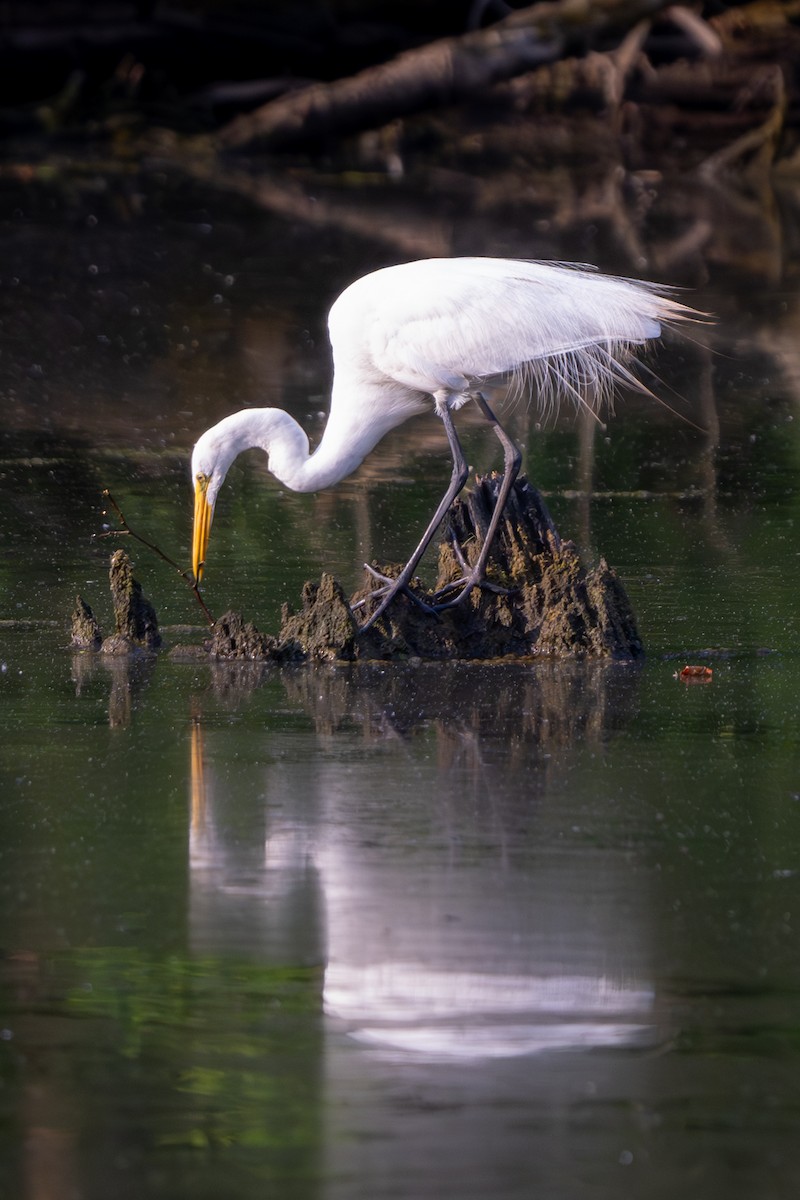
left=191, top=426, right=233, bottom=585
left=190, top=408, right=285, bottom=585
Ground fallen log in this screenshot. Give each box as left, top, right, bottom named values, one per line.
left=218, top=0, right=674, bottom=152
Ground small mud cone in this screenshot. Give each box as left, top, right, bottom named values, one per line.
left=209, top=610, right=280, bottom=660
left=70, top=596, right=102, bottom=650
left=279, top=573, right=359, bottom=662
left=102, top=549, right=161, bottom=652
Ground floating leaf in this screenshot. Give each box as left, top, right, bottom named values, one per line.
left=678, top=665, right=713, bottom=682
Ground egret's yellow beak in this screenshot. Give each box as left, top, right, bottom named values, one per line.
left=192, top=476, right=214, bottom=585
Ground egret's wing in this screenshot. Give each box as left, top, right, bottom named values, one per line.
left=343, top=258, right=691, bottom=408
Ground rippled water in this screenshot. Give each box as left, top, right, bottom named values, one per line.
left=1, top=172, right=799, bottom=1200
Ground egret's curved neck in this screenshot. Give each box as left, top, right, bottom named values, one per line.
left=204, top=406, right=370, bottom=496
left=198, top=373, right=430, bottom=501
left=267, top=408, right=366, bottom=493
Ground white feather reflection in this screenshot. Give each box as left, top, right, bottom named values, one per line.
left=324, top=962, right=654, bottom=1061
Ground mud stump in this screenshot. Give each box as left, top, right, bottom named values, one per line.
left=101, top=548, right=162, bottom=653
left=279, top=574, right=359, bottom=662
left=350, top=475, right=642, bottom=661
left=70, top=596, right=102, bottom=650
left=209, top=609, right=281, bottom=660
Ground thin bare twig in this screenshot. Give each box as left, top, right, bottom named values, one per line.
left=96, top=489, right=216, bottom=626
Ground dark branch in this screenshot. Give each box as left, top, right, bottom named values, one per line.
left=96, top=489, right=216, bottom=626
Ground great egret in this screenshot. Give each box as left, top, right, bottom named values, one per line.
left=191, top=257, right=692, bottom=628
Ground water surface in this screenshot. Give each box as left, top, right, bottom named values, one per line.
left=1, top=172, right=799, bottom=1200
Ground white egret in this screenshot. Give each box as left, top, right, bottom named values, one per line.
left=191, top=257, right=692, bottom=628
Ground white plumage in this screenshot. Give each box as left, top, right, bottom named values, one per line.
left=333, top=257, right=665, bottom=394
left=191, top=257, right=693, bottom=625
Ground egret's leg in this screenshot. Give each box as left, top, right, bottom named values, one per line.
left=359, top=404, right=469, bottom=631
left=434, top=393, right=522, bottom=608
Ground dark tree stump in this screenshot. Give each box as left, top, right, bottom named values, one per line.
left=353, top=474, right=643, bottom=661
left=440, top=474, right=642, bottom=659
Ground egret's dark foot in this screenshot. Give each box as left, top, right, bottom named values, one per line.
left=431, top=534, right=515, bottom=609
left=432, top=575, right=516, bottom=611
left=350, top=563, right=434, bottom=610
left=353, top=563, right=438, bottom=632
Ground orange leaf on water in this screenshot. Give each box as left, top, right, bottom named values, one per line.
left=678, top=665, right=713, bottom=682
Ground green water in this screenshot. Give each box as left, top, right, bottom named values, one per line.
left=1, top=172, right=800, bottom=1200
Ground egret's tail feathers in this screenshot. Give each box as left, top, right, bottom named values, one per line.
left=506, top=292, right=703, bottom=420
left=504, top=339, right=643, bottom=418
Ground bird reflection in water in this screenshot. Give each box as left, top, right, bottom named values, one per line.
left=188, top=660, right=658, bottom=1063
